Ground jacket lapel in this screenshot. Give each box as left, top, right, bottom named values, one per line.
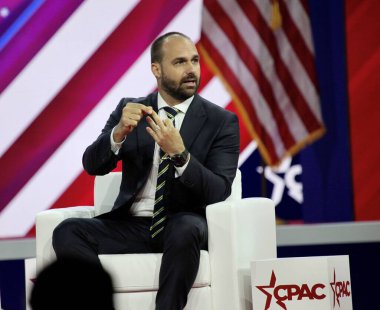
left=180, top=94, right=207, bottom=150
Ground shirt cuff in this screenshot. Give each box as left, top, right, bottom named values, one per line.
left=174, top=154, right=190, bottom=177
left=110, top=127, right=126, bottom=155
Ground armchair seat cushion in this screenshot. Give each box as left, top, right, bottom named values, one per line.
left=100, top=250, right=210, bottom=292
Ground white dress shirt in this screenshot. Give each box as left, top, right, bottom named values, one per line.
left=110, top=93, right=193, bottom=216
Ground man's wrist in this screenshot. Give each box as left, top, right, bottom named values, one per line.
left=169, top=149, right=189, bottom=167
left=113, top=126, right=127, bottom=143
left=110, top=127, right=126, bottom=154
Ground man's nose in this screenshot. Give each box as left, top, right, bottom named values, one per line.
left=185, top=61, right=197, bottom=74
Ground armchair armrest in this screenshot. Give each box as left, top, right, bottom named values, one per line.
left=206, top=198, right=276, bottom=310
left=36, top=206, right=95, bottom=272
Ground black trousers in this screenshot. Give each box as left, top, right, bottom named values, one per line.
left=52, top=211, right=208, bottom=310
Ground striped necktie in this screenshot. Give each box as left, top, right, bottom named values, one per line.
left=150, top=106, right=178, bottom=239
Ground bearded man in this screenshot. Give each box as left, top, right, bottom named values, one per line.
left=53, top=32, right=240, bottom=310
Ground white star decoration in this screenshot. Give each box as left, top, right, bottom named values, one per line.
left=1, top=7, right=10, bottom=18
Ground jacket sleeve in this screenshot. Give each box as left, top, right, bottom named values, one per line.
left=82, top=99, right=125, bottom=175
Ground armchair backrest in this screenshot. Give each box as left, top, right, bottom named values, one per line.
left=228, top=169, right=241, bottom=201
left=94, top=169, right=242, bottom=216
left=94, top=172, right=122, bottom=216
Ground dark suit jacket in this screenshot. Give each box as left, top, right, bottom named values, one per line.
left=82, top=92, right=240, bottom=217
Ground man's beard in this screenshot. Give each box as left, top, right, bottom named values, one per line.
left=161, top=72, right=200, bottom=102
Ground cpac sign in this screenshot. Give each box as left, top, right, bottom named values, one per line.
left=256, top=271, right=326, bottom=309
left=251, top=256, right=353, bottom=309
left=330, top=269, right=351, bottom=307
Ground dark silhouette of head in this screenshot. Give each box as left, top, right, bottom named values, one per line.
left=30, top=258, right=114, bottom=310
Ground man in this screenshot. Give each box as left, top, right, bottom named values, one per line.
left=53, top=32, right=240, bottom=310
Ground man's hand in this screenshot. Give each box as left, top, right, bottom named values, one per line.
left=146, top=110, right=185, bottom=156
left=113, top=103, right=153, bottom=142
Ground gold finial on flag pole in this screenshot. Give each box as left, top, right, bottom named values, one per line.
left=270, top=0, right=282, bottom=30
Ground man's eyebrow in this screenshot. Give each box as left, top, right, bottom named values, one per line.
left=172, top=55, right=199, bottom=62
left=172, top=57, right=187, bottom=62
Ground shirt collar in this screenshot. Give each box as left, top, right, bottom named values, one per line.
left=157, top=92, right=193, bottom=114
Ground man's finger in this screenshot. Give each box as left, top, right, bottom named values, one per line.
left=150, top=110, right=165, bottom=128
left=143, top=105, right=153, bottom=115
left=126, top=119, right=138, bottom=128
left=124, top=103, right=153, bottom=115
left=146, top=126, right=159, bottom=141
left=126, top=113, right=142, bottom=121
left=146, top=116, right=161, bottom=133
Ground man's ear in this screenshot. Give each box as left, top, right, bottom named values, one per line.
left=151, top=62, right=161, bottom=79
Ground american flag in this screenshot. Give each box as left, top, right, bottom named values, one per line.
left=200, top=0, right=324, bottom=165
left=0, top=0, right=322, bottom=238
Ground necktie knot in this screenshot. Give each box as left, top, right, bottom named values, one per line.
left=162, top=106, right=178, bottom=120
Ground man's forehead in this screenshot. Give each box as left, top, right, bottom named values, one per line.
left=163, top=34, right=191, bottom=45
left=162, top=36, right=199, bottom=61
left=161, top=36, right=198, bottom=56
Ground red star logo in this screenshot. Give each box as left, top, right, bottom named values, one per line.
left=256, top=270, right=287, bottom=310
left=330, top=269, right=340, bottom=308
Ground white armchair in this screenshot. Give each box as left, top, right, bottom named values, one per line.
left=36, top=170, right=276, bottom=310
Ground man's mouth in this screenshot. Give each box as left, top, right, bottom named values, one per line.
left=182, top=79, right=197, bottom=87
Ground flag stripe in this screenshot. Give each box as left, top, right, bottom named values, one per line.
left=197, top=44, right=215, bottom=89
left=220, top=0, right=310, bottom=143
left=200, top=35, right=278, bottom=162
left=241, top=0, right=322, bottom=134
left=253, top=0, right=322, bottom=125
left=0, top=0, right=138, bottom=157
left=200, top=76, right=231, bottom=108
left=24, top=170, right=95, bottom=238
left=201, top=8, right=284, bottom=160
left=277, top=0, right=317, bottom=84
left=209, top=0, right=296, bottom=149
left=201, top=0, right=324, bottom=165
left=281, top=0, right=313, bottom=53
left=0, top=0, right=189, bottom=214
left=222, top=0, right=310, bottom=143
left=300, top=0, right=310, bottom=15
left=0, top=0, right=84, bottom=93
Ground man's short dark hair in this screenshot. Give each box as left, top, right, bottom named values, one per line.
left=150, top=32, right=191, bottom=63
